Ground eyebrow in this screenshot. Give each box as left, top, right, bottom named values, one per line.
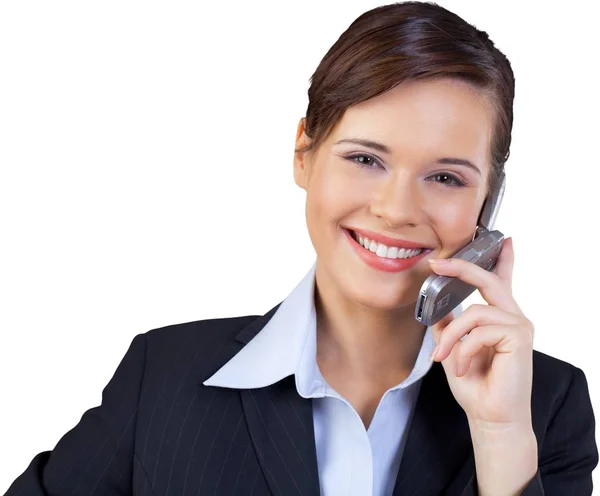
left=333, top=138, right=482, bottom=175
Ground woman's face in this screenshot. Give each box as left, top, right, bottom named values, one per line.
left=294, top=77, right=495, bottom=311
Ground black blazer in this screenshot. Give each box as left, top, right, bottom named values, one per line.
left=5, top=303, right=598, bottom=495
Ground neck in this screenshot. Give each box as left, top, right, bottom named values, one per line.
left=313, top=264, right=428, bottom=382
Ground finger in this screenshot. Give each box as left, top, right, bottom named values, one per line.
left=453, top=324, right=522, bottom=377
left=428, top=256, right=520, bottom=314
left=455, top=352, right=473, bottom=378
left=433, top=304, right=522, bottom=362
left=431, top=311, right=455, bottom=346
left=494, top=237, right=514, bottom=287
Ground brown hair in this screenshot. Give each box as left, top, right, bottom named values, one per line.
left=295, top=1, right=515, bottom=193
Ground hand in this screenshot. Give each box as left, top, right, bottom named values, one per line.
left=428, top=237, right=538, bottom=495
left=429, top=237, right=534, bottom=426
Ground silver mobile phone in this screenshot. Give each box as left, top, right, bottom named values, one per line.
left=414, top=171, right=506, bottom=326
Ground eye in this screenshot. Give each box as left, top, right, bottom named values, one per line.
left=345, top=153, right=384, bottom=170
left=428, top=172, right=466, bottom=188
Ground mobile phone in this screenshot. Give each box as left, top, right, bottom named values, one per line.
left=414, top=171, right=506, bottom=326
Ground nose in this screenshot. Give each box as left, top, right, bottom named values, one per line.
left=369, top=172, right=424, bottom=228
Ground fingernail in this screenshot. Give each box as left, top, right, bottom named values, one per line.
left=429, top=258, right=450, bottom=265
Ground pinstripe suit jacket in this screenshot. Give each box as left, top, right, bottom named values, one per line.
left=6, top=302, right=598, bottom=495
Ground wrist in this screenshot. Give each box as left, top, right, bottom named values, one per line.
left=468, top=420, right=538, bottom=496
left=468, top=418, right=535, bottom=444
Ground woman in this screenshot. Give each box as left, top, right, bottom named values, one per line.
left=6, top=1, right=597, bottom=495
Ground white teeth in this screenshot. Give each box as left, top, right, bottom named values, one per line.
left=354, top=232, right=424, bottom=259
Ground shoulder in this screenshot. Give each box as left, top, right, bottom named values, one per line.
left=144, top=312, right=260, bottom=356
left=144, top=313, right=260, bottom=351
left=531, top=349, right=593, bottom=432
left=532, top=349, right=586, bottom=397
left=127, top=313, right=263, bottom=385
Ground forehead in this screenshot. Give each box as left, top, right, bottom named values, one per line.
left=330, top=78, right=494, bottom=166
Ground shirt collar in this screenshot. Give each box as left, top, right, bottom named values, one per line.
left=203, top=262, right=318, bottom=389
left=203, top=261, right=461, bottom=392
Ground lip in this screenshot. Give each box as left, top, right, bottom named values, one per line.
left=346, top=227, right=432, bottom=249
left=342, top=228, right=432, bottom=273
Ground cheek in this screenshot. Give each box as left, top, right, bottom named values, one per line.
left=432, top=197, right=480, bottom=248
left=303, top=167, right=342, bottom=252
left=306, top=164, right=363, bottom=223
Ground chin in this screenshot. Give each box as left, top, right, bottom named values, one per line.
left=345, top=277, right=421, bottom=311
left=362, top=292, right=419, bottom=312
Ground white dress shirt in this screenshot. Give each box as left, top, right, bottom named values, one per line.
left=204, top=262, right=461, bottom=496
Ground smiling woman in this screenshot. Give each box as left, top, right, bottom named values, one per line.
left=4, top=1, right=598, bottom=496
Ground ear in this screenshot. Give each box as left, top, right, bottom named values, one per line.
left=293, top=117, right=312, bottom=190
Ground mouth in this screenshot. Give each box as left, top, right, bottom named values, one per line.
left=344, top=228, right=433, bottom=260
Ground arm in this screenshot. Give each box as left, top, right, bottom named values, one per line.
left=461, top=366, right=599, bottom=495
left=5, top=333, right=148, bottom=496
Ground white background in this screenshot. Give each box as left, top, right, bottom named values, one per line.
left=1, top=0, right=598, bottom=491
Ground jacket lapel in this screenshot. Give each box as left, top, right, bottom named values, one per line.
left=240, top=378, right=320, bottom=496
left=234, top=303, right=321, bottom=496
left=393, top=361, right=475, bottom=495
